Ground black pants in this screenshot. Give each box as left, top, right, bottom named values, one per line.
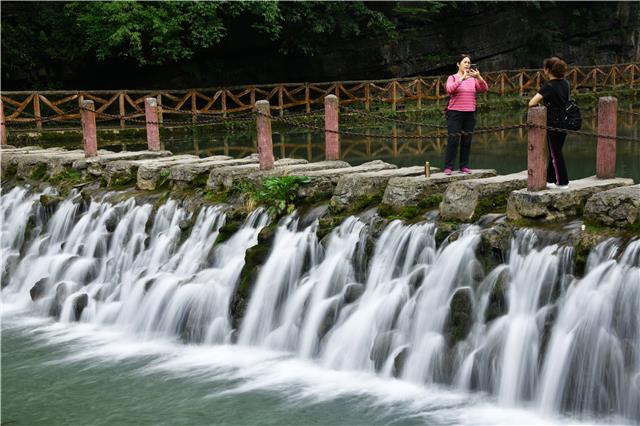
left=444, top=110, right=476, bottom=170
left=547, top=130, right=568, bottom=185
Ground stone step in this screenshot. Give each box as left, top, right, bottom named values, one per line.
left=331, top=166, right=437, bottom=212
left=507, top=176, right=635, bottom=223
left=298, top=160, right=398, bottom=200
left=381, top=169, right=497, bottom=212
left=244, top=160, right=351, bottom=186
left=170, top=155, right=259, bottom=188
left=584, top=184, right=639, bottom=228
left=103, top=155, right=197, bottom=187
left=12, top=149, right=114, bottom=178
left=73, top=150, right=173, bottom=176
left=440, top=171, right=528, bottom=221
left=207, top=158, right=308, bottom=191
left=137, top=155, right=231, bottom=190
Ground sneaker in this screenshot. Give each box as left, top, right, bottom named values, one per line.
left=557, top=184, right=569, bottom=189
left=460, top=167, right=472, bottom=174
left=546, top=183, right=557, bottom=189
left=444, top=168, right=453, bottom=175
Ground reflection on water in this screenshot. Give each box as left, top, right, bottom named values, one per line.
left=51, top=109, right=640, bottom=182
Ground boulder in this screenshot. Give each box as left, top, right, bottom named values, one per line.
left=343, top=283, right=365, bottom=304
left=440, top=171, right=528, bottom=221
left=445, top=287, right=474, bottom=345
left=584, top=184, right=640, bottom=228
left=30, top=278, right=48, bottom=301
left=72, top=293, right=89, bottom=321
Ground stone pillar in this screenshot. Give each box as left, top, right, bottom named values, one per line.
left=324, top=95, right=340, bottom=160
left=145, top=97, right=160, bottom=151
left=596, top=96, right=617, bottom=179
left=527, top=106, right=547, bottom=191
left=0, top=99, right=7, bottom=145
left=80, top=100, right=98, bottom=157
left=256, top=100, right=274, bottom=170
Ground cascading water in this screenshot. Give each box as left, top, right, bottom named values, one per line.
left=2, top=186, right=269, bottom=343
left=2, top=185, right=639, bottom=423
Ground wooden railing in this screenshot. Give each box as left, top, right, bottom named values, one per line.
left=1, top=63, right=637, bottom=130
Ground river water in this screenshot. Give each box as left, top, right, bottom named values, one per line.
left=2, top=185, right=638, bottom=425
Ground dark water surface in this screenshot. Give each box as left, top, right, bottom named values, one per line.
left=97, top=108, right=639, bottom=183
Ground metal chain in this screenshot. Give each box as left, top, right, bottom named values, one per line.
left=257, top=110, right=640, bottom=142
left=618, top=109, right=640, bottom=117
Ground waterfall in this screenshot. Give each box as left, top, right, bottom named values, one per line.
left=2, top=185, right=638, bottom=422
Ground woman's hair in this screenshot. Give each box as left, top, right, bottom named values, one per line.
left=457, top=53, right=471, bottom=65
left=543, top=57, right=568, bottom=78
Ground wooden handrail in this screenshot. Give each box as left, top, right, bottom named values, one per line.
left=1, top=63, right=637, bottom=129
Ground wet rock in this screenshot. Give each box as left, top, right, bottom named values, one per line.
left=72, top=293, right=89, bottom=321
left=49, top=282, right=68, bottom=319
left=392, top=347, right=409, bottom=377
left=370, top=330, right=396, bottom=371
left=318, top=298, right=341, bottom=339
left=179, top=218, right=193, bottom=232
left=445, top=287, right=474, bottom=345
left=485, top=275, right=509, bottom=324
left=343, top=283, right=365, bottom=304
left=104, top=215, right=118, bottom=233
left=30, top=278, right=48, bottom=301
left=39, top=194, right=64, bottom=210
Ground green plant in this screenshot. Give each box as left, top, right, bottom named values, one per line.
left=255, top=175, right=310, bottom=216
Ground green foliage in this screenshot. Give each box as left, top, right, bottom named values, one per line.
left=255, top=175, right=310, bottom=217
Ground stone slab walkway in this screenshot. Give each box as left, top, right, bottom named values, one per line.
left=382, top=169, right=497, bottom=211
left=507, top=176, right=635, bottom=222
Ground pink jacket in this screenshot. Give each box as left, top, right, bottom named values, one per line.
left=446, top=75, right=489, bottom=112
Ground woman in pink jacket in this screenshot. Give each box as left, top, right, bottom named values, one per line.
left=443, top=54, right=489, bottom=175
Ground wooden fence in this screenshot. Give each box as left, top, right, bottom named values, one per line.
left=1, top=63, right=637, bottom=131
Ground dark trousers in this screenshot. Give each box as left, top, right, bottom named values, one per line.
left=444, top=110, right=476, bottom=170
left=547, top=130, right=568, bottom=185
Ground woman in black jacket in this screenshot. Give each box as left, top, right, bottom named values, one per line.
left=528, top=57, right=571, bottom=189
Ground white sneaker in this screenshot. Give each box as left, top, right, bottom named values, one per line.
left=546, top=183, right=557, bottom=189
left=557, top=184, right=569, bottom=189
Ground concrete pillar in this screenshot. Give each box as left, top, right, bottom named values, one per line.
left=145, top=97, right=160, bottom=151
left=596, top=96, right=617, bottom=179
left=324, top=95, right=340, bottom=160
left=256, top=100, right=274, bottom=170
left=527, top=106, right=547, bottom=191
left=80, top=100, right=98, bottom=157
left=0, top=99, right=7, bottom=145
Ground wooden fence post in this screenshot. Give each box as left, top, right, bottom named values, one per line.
left=0, top=99, right=7, bottom=145
left=256, top=100, right=274, bottom=170
left=527, top=106, right=547, bottom=191
left=145, top=97, right=160, bottom=151
left=596, top=96, right=617, bottom=179
left=80, top=100, right=98, bottom=157
left=324, top=94, right=340, bottom=161
left=34, top=93, right=42, bottom=131
left=119, top=92, right=126, bottom=129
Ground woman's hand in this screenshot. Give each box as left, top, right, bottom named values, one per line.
left=460, top=70, right=470, bottom=81
left=468, top=69, right=480, bottom=78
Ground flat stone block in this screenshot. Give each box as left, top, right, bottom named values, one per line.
left=207, top=158, right=307, bottom=191
left=584, top=184, right=640, bottom=228
left=331, top=166, right=436, bottom=212
left=170, top=156, right=258, bottom=187
left=381, top=169, right=497, bottom=211
left=245, top=160, right=351, bottom=186
left=440, top=171, right=528, bottom=222
left=297, top=160, right=397, bottom=200
left=507, top=176, right=635, bottom=223
left=137, top=155, right=222, bottom=190
left=73, top=150, right=173, bottom=175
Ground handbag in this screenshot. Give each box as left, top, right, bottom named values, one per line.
left=551, top=80, right=582, bottom=131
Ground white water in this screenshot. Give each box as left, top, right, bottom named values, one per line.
left=2, top=186, right=639, bottom=423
